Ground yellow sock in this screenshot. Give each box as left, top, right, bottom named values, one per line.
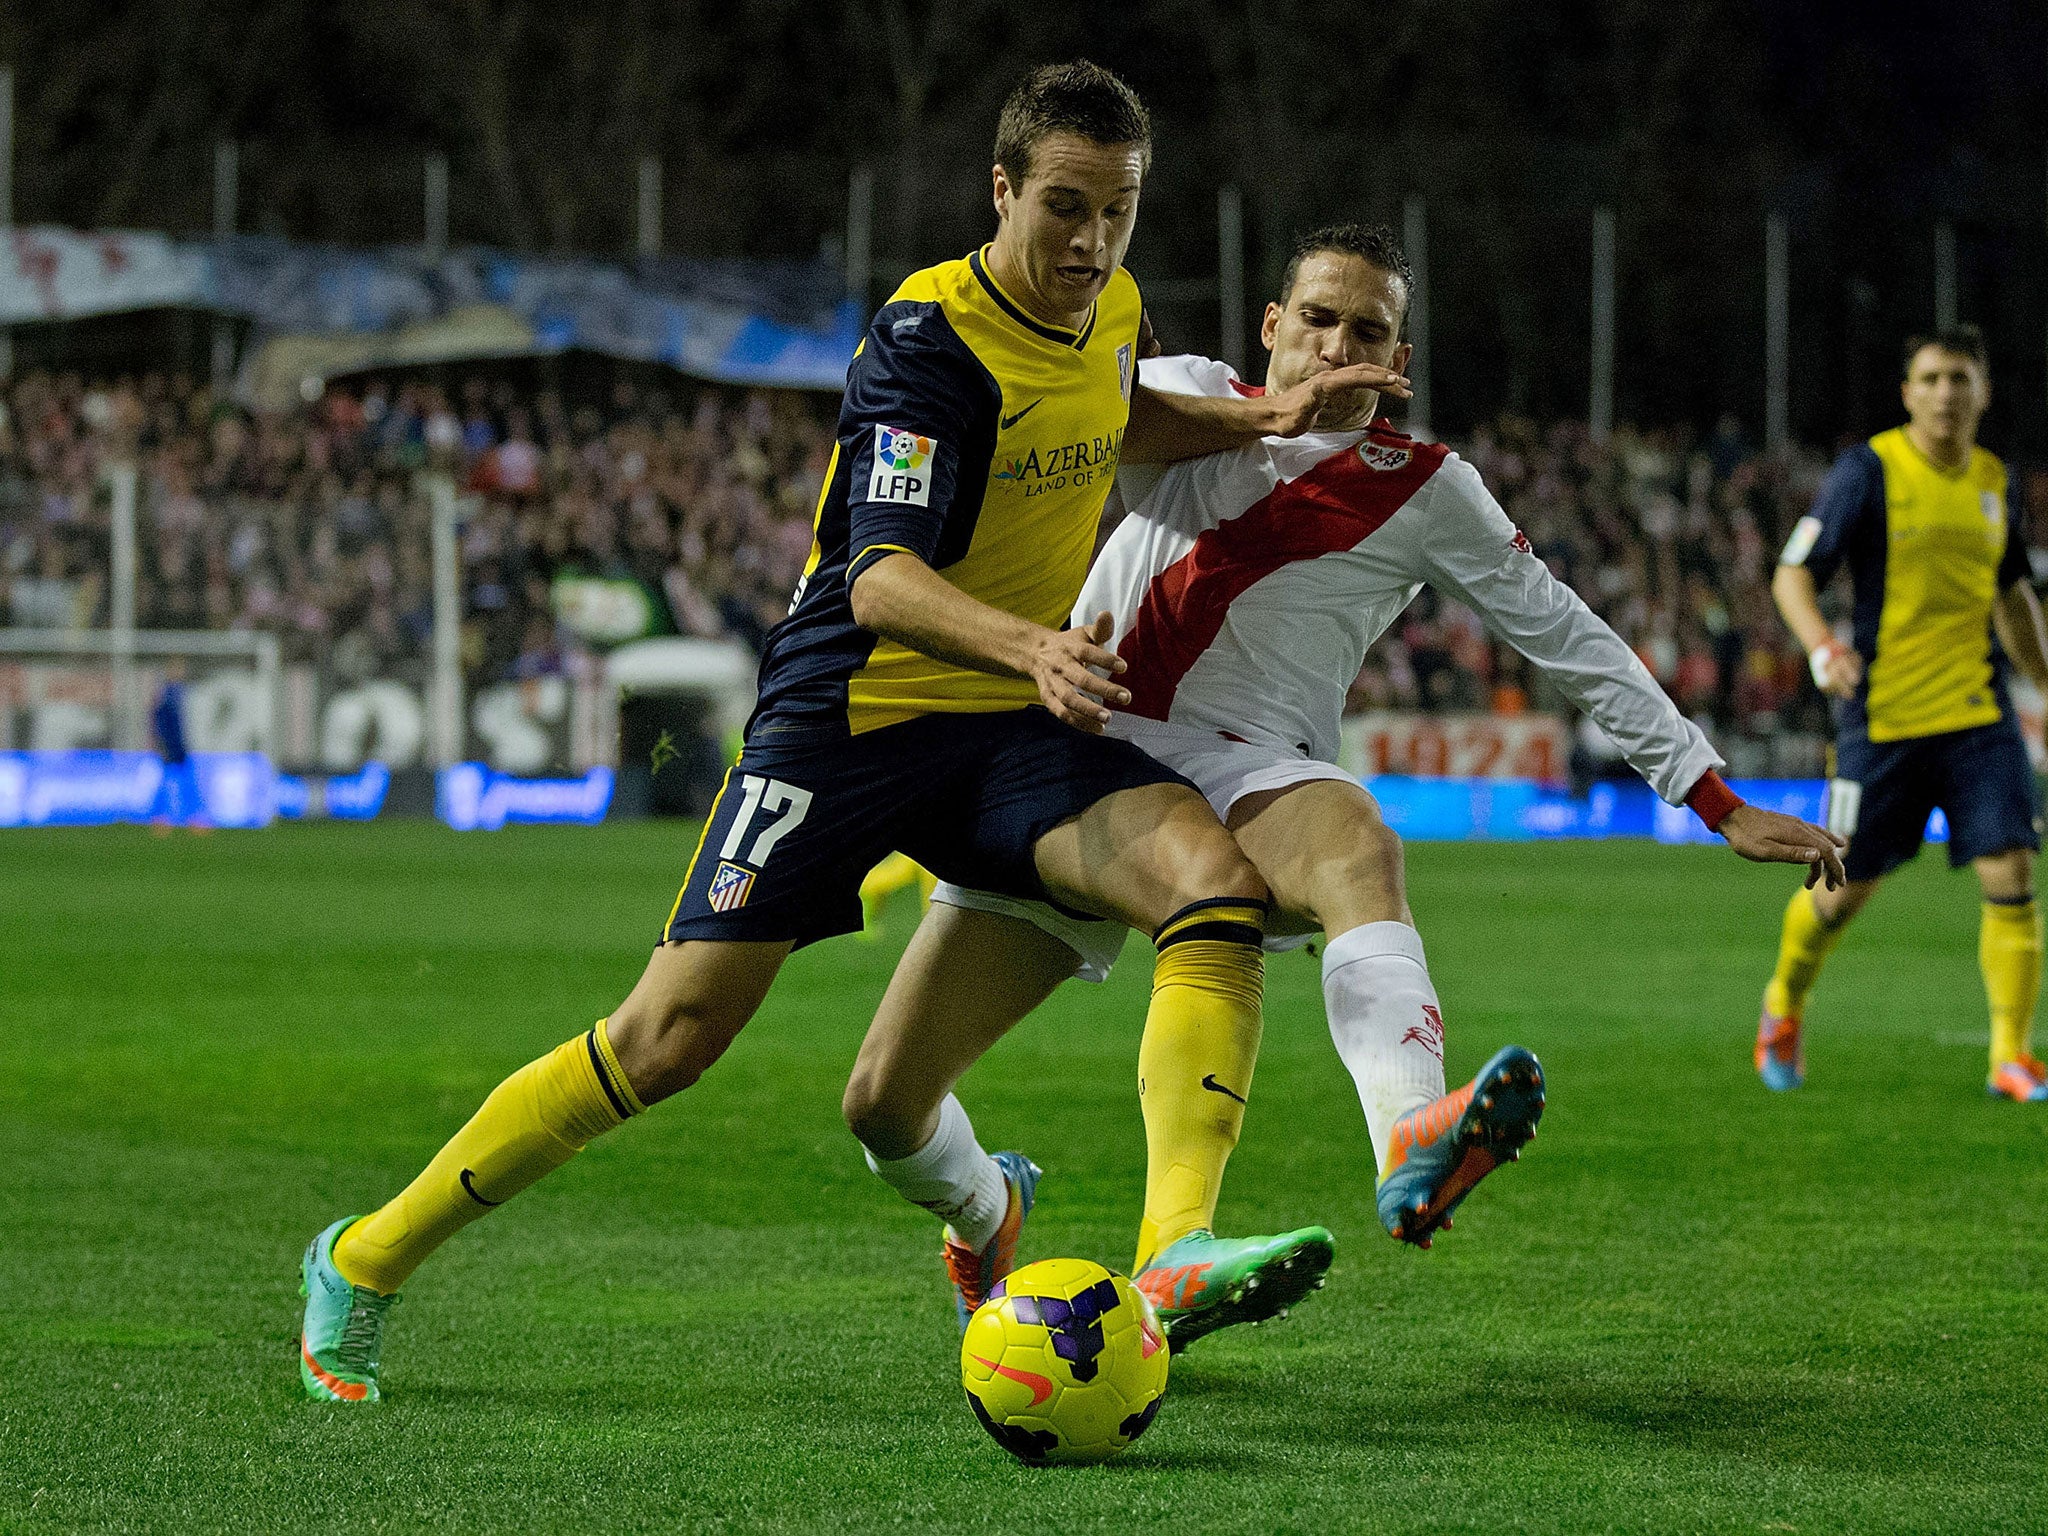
left=1134, top=901, right=1267, bottom=1271
left=333, top=1019, right=644, bottom=1295
left=1981, top=897, right=2041, bottom=1075
left=1763, top=885, right=1847, bottom=1019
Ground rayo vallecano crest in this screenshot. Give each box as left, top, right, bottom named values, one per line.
left=1358, top=439, right=1412, bottom=472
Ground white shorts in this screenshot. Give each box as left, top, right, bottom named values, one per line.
left=929, top=716, right=1357, bottom=983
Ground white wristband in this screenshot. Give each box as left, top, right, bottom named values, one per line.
left=1809, top=641, right=1846, bottom=689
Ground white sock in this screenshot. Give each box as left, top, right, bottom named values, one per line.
left=862, top=1093, right=1008, bottom=1251
left=1322, top=921, right=1449, bottom=1178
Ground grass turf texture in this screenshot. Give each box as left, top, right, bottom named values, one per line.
left=3, top=824, right=2046, bottom=1534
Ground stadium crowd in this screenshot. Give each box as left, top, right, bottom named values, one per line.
left=0, top=367, right=830, bottom=698
left=0, top=362, right=2007, bottom=775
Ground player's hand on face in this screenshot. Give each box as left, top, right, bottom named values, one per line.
left=1717, top=804, right=1849, bottom=889
left=1032, top=611, right=1129, bottom=733
left=1262, top=361, right=1413, bottom=437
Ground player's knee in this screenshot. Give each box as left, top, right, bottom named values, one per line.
left=841, top=1066, right=928, bottom=1159
left=1353, top=814, right=1408, bottom=901
left=1163, top=823, right=1268, bottom=912
left=607, top=996, right=746, bottom=1103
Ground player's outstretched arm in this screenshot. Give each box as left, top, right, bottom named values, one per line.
left=1412, top=459, right=1846, bottom=885
left=849, top=552, right=1129, bottom=731
left=1122, top=360, right=1412, bottom=466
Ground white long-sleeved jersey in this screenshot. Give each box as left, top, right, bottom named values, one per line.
left=1079, top=355, right=1723, bottom=805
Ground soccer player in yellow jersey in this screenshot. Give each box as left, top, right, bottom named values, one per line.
left=296, top=61, right=1406, bottom=1403
left=1761, top=326, right=2048, bottom=1099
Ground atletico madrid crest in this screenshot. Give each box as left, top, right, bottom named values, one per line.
left=707, top=861, right=755, bottom=912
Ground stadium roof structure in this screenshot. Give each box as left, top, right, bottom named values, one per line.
left=0, top=228, right=862, bottom=405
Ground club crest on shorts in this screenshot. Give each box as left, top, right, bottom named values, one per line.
left=1358, top=440, right=1412, bottom=472
left=707, top=861, right=756, bottom=912
left=868, top=425, right=936, bottom=507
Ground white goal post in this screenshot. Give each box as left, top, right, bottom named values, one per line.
left=0, top=628, right=280, bottom=754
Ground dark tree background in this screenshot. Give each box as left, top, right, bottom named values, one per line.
left=2, top=0, right=2044, bottom=447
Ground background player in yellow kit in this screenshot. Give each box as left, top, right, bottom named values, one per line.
left=1760, top=326, right=2048, bottom=1099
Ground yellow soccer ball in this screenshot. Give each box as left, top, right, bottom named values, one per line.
left=960, top=1257, right=1170, bottom=1465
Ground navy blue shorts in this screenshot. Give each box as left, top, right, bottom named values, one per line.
left=1828, top=717, right=2040, bottom=882
left=662, top=707, right=1191, bottom=949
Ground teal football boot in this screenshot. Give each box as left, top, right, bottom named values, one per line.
left=1378, top=1044, right=1545, bottom=1247
left=298, top=1217, right=396, bottom=1403
left=1133, top=1226, right=1334, bottom=1350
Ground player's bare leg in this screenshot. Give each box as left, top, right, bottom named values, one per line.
left=1974, top=848, right=2046, bottom=1100
left=846, top=905, right=1076, bottom=1160
left=301, top=937, right=788, bottom=1403
left=1226, top=777, right=1543, bottom=1247
left=845, top=903, right=1076, bottom=1320
left=606, top=939, right=793, bottom=1101
left=1758, top=875, right=1879, bottom=1090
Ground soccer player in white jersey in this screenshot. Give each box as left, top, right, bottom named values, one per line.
left=842, top=224, right=1846, bottom=1347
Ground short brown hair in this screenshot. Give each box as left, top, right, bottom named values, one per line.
left=1903, top=324, right=1989, bottom=377
left=992, top=61, right=1152, bottom=185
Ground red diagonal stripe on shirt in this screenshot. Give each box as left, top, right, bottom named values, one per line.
left=1118, top=428, right=1445, bottom=722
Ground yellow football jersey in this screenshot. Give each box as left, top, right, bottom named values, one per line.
left=1784, top=426, right=2027, bottom=742
left=752, top=247, right=1142, bottom=736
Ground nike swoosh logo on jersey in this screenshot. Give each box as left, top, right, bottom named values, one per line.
left=1201, top=1074, right=1248, bottom=1105
left=1000, top=398, right=1044, bottom=430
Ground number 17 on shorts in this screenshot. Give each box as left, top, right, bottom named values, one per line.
left=666, top=767, right=861, bottom=945
left=706, top=774, right=812, bottom=910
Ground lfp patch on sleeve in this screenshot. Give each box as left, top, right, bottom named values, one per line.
left=1780, top=514, right=1822, bottom=566
left=868, top=425, right=938, bottom=507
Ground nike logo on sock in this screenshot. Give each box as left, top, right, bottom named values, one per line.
left=1201, top=1074, right=1248, bottom=1105
left=460, top=1168, right=503, bottom=1207
left=1000, top=398, right=1044, bottom=430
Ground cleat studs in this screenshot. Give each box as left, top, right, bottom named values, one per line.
left=1481, top=1096, right=1493, bottom=1111
left=1312, top=1278, right=1326, bottom=1290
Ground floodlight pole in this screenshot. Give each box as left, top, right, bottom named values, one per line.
left=1217, top=184, right=1245, bottom=373
left=1933, top=218, right=1957, bottom=330
left=106, top=462, right=141, bottom=750
left=428, top=475, right=470, bottom=769
left=0, top=68, right=13, bottom=381
left=846, top=165, right=874, bottom=312
left=637, top=156, right=662, bottom=260
left=1403, top=194, right=1431, bottom=441
left=1590, top=207, right=1616, bottom=446
left=424, top=153, right=449, bottom=261
left=211, top=140, right=238, bottom=391
left=1765, top=212, right=1789, bottom=454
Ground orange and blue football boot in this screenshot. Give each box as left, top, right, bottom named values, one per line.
left=1988, top=1055, right=2048, bottom=1102
left=1755, top=996, right=1804, bottom=1091
left=944, top=1151, right=1041, bottom=1328
left=1378, top=1044, right=1545, bottom=1247
left=298, top=1217, right=396, bottom=1403
left=1133, top=1226, right=1335, bottom=1349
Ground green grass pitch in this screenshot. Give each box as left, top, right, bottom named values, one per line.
left=3, top=822, right=2046, bottom=1533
